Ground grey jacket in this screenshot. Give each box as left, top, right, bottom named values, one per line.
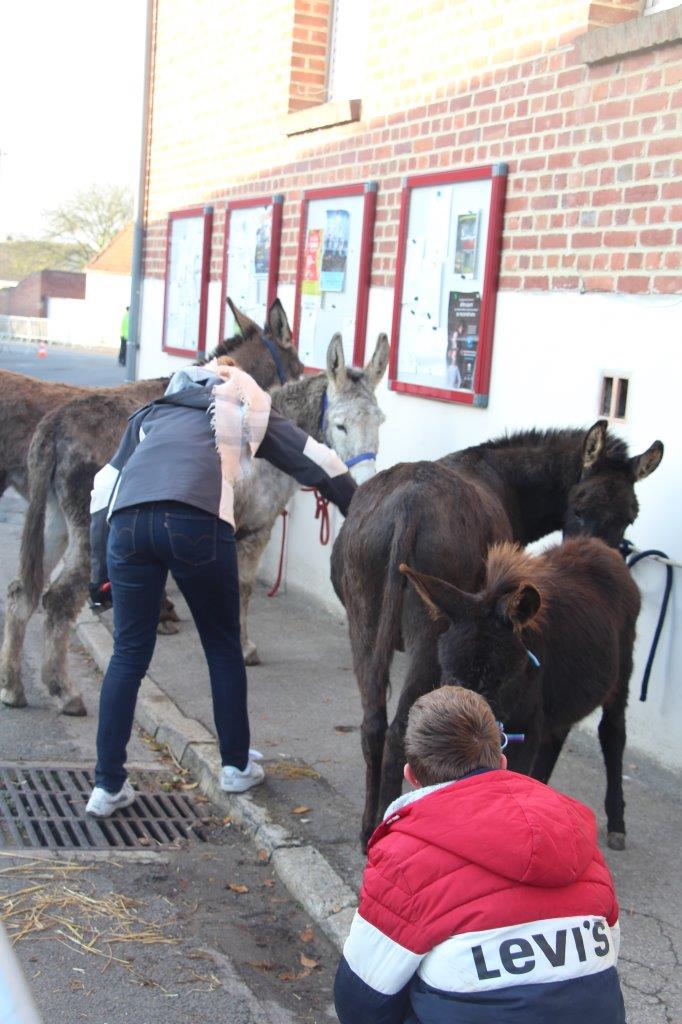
left=90, top=380, right=356, bottom=588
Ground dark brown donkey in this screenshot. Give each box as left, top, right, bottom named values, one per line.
left=401, top=536, right=641, bottom=850
left=331, top=421, right=663, bottom=845
left=0, top=299, right=301, bottom=715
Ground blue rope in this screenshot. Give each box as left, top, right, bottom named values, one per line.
left=261, top=334, right=287, bottom=385
left=620, top=540, right=673, bottom=702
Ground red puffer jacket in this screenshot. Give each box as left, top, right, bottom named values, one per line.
left=335, top=769, right=625, bottom=1024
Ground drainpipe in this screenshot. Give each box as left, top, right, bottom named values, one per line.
left=126, top=0, right=154, bottom=382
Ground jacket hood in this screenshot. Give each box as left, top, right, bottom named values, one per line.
left=381, top=770, right=597, bottom=888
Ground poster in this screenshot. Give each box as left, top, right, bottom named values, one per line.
left=165, top=215, right=205, bottom=351
left=253, top=208, right=271, bottom=275
left=302, top=228, right=323, bottom=296
left=447, top=291, right=481, bottom=390
left=454, top=211, right=480, bottom=278
left=320, top=209, right=350, bottom=292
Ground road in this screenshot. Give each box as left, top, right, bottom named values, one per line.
left=0, top=346, right=338, bottom=1024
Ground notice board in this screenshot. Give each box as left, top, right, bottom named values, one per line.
left=388, top=165, right=507, bottom=406
left=161, top=206, right=213, bottom=358
left=293, top=182, right=377, bottom=369
left=219, top=195, right=283, bottom=342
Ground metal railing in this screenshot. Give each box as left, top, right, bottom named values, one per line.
left=0, top=316, right=50, bottom=343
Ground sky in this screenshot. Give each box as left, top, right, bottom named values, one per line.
left=0, top=0, right=146, bottom=240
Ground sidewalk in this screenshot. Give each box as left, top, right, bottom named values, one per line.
left=79, top=577, right=682, bottom=1024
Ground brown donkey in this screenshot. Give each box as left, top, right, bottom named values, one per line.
left=402, top=536, right=641, bottom=850
left=0, top=300, right=301, bottom=715
left=331, top=421, right=663, bottom=845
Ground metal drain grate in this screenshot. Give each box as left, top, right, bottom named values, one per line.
left=0, top=764, right=210, bottom=851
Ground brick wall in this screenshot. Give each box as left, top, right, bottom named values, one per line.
left=142, top=0, right=682, bottom=296
left=0, top=271, right=86, bottom=317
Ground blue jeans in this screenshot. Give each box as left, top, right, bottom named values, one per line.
left=95, top=501, right=249, bottom=792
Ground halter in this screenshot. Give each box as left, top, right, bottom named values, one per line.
left=261, top=334, right=287, bottom=386
left=320, top=390, right=377, bottom=470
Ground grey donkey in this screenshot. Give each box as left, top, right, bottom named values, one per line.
left=235, top=331, right=389, bottom=665
left=0, top=300, right=304, bottom=715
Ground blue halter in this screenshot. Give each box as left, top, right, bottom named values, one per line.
left=261, top=334, right=287, bottom=386
left=320, top=391, right=377, bottom=470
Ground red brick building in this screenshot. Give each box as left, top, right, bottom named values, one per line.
left=136, top=0, right=682, bottom=769
left=0, top=270, right=85, bottom=317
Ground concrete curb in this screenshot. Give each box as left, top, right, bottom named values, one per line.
left=75, top=609, right=357, bottom=951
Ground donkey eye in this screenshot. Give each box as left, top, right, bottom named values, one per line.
left=334, top=423, right=347, bottom=433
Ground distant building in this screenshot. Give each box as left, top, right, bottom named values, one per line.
left=83, top=223, right=133, bottom=347
left=0, top=270, right=85, bottom=317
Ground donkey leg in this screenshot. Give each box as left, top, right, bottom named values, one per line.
left=598, top=702, right=627, bottom=850
left=531, top=727, right=570, bottom=784
left=41, top=525, right=90, bottom=716
left=0, top=495, right=68, bottom=708
left=157, top=593, right=180, bottom=635
left=236, top=527, right=272, bottom=666
left=378, top=635, right=441, bottom=820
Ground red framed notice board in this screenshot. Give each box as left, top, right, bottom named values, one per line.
left=388, top=164, right=507, bottom=406
left=293, top=181, right=377, bottom=369
left=219, top=194, right=284, bottom=343
left=162, top=205, right=213, bottom=358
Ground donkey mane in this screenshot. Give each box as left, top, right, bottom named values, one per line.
left=484, top=541, right=551, bottom=632
left=481, top=426, right=630, bottom=464
left=204, top=333, right=246, bottom=361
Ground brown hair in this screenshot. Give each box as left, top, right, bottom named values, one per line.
left=215, top=355, right=237, bottom=366
left=405, top=685, right=501, bottom=785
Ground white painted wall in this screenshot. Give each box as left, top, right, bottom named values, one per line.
left=84, top=271, right=132, bottom=348
left=137, top=277, right=682, bottom=770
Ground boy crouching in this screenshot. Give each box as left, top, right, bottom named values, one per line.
left=334, top=685, right=625, bottom=1024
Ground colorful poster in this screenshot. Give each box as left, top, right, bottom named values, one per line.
left=302, top=228, right=323, bottom=296
left=454, top=212, right=480, bottom=278
left=447, top=291, right=481, bottom=390
left=253, top=208, right=272, bottom=275
left=320, top=209, right=350, bottom=292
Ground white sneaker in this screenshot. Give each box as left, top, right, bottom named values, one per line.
left=220, top=759, right=265, bottom=793
left=86, top=779, right=136, bottom=817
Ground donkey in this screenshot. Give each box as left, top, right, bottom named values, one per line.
left=401, top=536, right=641, bottom=850
left=235, top=331, right=388, bottom=664
left=0, top=329, right=387, bottom=714
left=0, top=300, right=304, bottom=715
left=331, top=421, right=663, bottom=844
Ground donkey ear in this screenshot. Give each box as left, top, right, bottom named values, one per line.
left=497, top=584, right=542, bottom=631
left=326, top=333, right=346, bottom=388
left=227, top=298, right=260, bottom=340
left=582, top=419, right=608, bottom=472
left=400, top=564, right=475, bottom=629
left=266, top=298, right=294, bottom=349
left=630, top=440, right=663, bottom=481
left=364, top=333, right=389, bottom=390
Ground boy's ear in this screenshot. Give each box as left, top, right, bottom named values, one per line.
left=404, top=763, right=421, bottom=789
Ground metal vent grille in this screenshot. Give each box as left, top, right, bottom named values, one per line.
left=0, top=764, right=209, bottom=851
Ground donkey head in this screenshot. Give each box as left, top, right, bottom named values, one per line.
left=323, top=332, right=389, bottom=484
left=213, top=298, right=304, bottom=386
left=400, top=552, right=543, bottom=707
left=564, top=420, right=664, bottom=548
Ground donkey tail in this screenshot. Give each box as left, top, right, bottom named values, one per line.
left=19, top=426, right=55, bottom=606
left=370, top=504, right=419, bottom=701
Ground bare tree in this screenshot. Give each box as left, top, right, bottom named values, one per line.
left=44, top=184, right=133, bottom=266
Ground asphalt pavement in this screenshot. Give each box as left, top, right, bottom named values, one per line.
left=1, top=342, right=681, bottom=1023
left=0, top=341, right=126, bottom=386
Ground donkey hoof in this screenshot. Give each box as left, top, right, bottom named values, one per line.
left=62, top=695, right=87, bottom=717
left=0, top=686, right=27, bottom=709
left=607, top=831, right=626, bottom=851
left=243, top=643, right=261, bottom=666
left=156, top=619, right=180, bottom=636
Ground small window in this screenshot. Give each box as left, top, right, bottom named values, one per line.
left=327, top=0, right=368, bottom=101
left=600, top=375, right=629, bottom=421
left=643, top=0, right=682, bottom=13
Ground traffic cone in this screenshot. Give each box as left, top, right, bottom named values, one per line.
left=37, top=342, right=47, bottom=359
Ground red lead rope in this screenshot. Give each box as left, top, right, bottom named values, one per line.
left=267, top=489, right=331, bottom=598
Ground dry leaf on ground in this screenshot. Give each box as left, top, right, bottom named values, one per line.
left=227, top=883, right=249, bottom=894
left=292, top=806, right=311, bottom=815
left=299, top=927, right=314, bottom=943
left=300, top=953, right=318, bottom=969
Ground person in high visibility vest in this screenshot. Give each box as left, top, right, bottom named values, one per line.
left=118, top=306, right=129, bottom=366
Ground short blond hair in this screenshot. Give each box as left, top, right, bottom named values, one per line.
left=405, top=686, right=501, bottom=786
